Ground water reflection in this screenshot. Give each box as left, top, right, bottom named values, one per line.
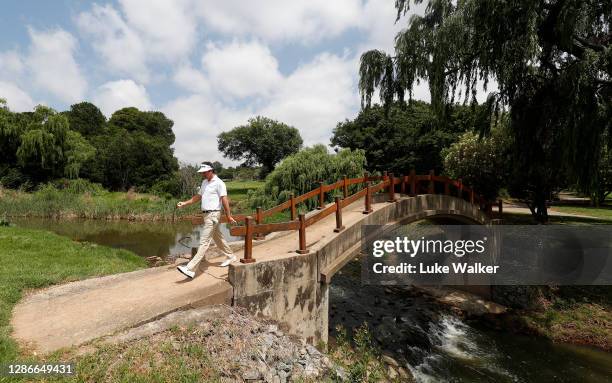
left=12, top=217, right=240, bottom=259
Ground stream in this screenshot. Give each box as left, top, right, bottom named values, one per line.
left=329, top=258, right=612, bottom=382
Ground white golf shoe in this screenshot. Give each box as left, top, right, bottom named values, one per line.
left=220, top=256, right=237, bottom=267
left=177, top=265, right=195, bottom=278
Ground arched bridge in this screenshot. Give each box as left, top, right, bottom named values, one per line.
left=226, top=172, right=501, bottom=344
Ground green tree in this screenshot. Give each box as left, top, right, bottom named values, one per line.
left=217, top=116, right=303, bottom=177
left=442, top=127, right=513, bottom=200
left=63, top=102, right=107, bottom=137
left=358, top=0, right=611, bottom=222
left=331, top=101, right=478, bottom=174
left=109, top=107, right=175, bottom=145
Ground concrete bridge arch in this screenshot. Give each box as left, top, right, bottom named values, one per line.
left=228, top=193, right=491, bottom=344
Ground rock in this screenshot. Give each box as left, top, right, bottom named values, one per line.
left=334, top=366, right=348, bottom=381
left=382, top=354, right=399, bottom=367
left=278, top=369, right=288, bottom=383
left=267, top=324, right=278, bottom=333
left=174, top=257, right=189, bottom=265
left=398, top=367, right=410, bottom=379
left=388, top=366, right=398, bottom=379
left=242, top=370, right=261, bottom=380
left=305, top=345, right=319, bottom=355
left=397, top=315, right=410, bottom=323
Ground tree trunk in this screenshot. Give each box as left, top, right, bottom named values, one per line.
left=528, top=190, right=549, bottom=223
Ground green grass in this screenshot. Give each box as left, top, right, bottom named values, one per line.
left=0, top=226, right=147, bottom=364
left=518, top=286, right=612, bottom=350
left=225, top=180, right=264, bottom=212
left=501, top=212, right=612, bottom=225
left=549, top=205, right=612, bottom=221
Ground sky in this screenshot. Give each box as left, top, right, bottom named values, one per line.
left=0, top=0, right=441, bottom=166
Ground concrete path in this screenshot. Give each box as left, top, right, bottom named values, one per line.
left=11, top=257, right=232, bottom=354
left=502, top=202, right=597, bottom=219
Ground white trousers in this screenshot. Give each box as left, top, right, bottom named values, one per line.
left=185, top=211, right=234, bottom=271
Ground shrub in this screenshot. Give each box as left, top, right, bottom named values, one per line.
left=54, top=178, right=106, bottom=196
left=442, top=128, right=512, bottom=200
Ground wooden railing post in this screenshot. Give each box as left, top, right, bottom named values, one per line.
left=297, top=213, right=309, bottom=254
left=317, top=181, right=325, bottom=209
left=363, top=172, right=369, bottom=187
left=428, top=169, right=435, bottom=194
left=444, top=179, right=450, bottom=195
left=387, top=172, right=397, bottom=202
left=289, top=192, right=296, bottom=221
left=343, top=175, right=348, bottom=199
left=458, top=178, right=463, bottom=199
left=334, top=196, right=345, bottom=232
left=410, top=169, right=416, bottom=196
left=255, top=206, right=264, bottom=239
left=240, top=216, right=256, bottom=263
left=363, top=181, right=373, bottom=214
left=399, top=174, right=406, bottom=194
left=470, top=190, right=475, bottom=204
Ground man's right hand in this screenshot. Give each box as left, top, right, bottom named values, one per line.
left=176, top=201, right=186, bottom=208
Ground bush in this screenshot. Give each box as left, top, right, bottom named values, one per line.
left=246, top=145, right=366, bottom=210
left=52, top=178, right=106, bottom=196
left=442, top=128, right=512, bottom=200
left=150, top=177, right=182, bottom=200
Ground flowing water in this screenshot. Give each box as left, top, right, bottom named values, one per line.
left=11, top=217, right=239, bottom=260
left=329, top=259, right=612, bottom=382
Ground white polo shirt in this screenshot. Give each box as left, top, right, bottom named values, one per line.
left=199, top=175, right=227, bottom=211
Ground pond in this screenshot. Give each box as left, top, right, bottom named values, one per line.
left=12, top=217, right=240, bottom=260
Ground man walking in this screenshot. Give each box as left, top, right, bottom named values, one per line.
left=175, top=163, right=237, bottom=278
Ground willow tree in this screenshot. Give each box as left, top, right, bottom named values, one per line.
left=359, top=0, right=611, bottom=222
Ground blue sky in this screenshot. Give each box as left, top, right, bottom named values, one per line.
left=0, top=0, right=433, bottom=164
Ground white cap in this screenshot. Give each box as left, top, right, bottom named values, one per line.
left=197, top=164, right=213, bottom=173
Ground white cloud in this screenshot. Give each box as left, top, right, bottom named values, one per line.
left=93, top=79, right=152, bottom=117
left=0, top=51, right=25, bottom=78
left=194, top=0, right=362, bottom=43
left=258, top=52, right=357, bottom=145
left=0, top=81, right=35, bottom=112
left=173, top=64, right=211, bottom=94
left=76, top=4, right=149, bottom=83
left=26, top=27, right=87, bottom=104
left=202, top=40, right=282, bottom=99
left=118, top=0, right=197, bottom=60
left=163, top=94, right=251, bottom=163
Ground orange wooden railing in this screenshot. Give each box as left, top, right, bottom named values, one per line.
left=210, top=170, right=500, bottom=264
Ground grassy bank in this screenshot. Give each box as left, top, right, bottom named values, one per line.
left=0, top=226, right=147, bottom=364
left=0, top=180, right=264, bottom=221
left=498, top=212, right=612, bottom=351
left=550, top=205, right=612, bottom=221
left=512, top=286, right=612, bottom=351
